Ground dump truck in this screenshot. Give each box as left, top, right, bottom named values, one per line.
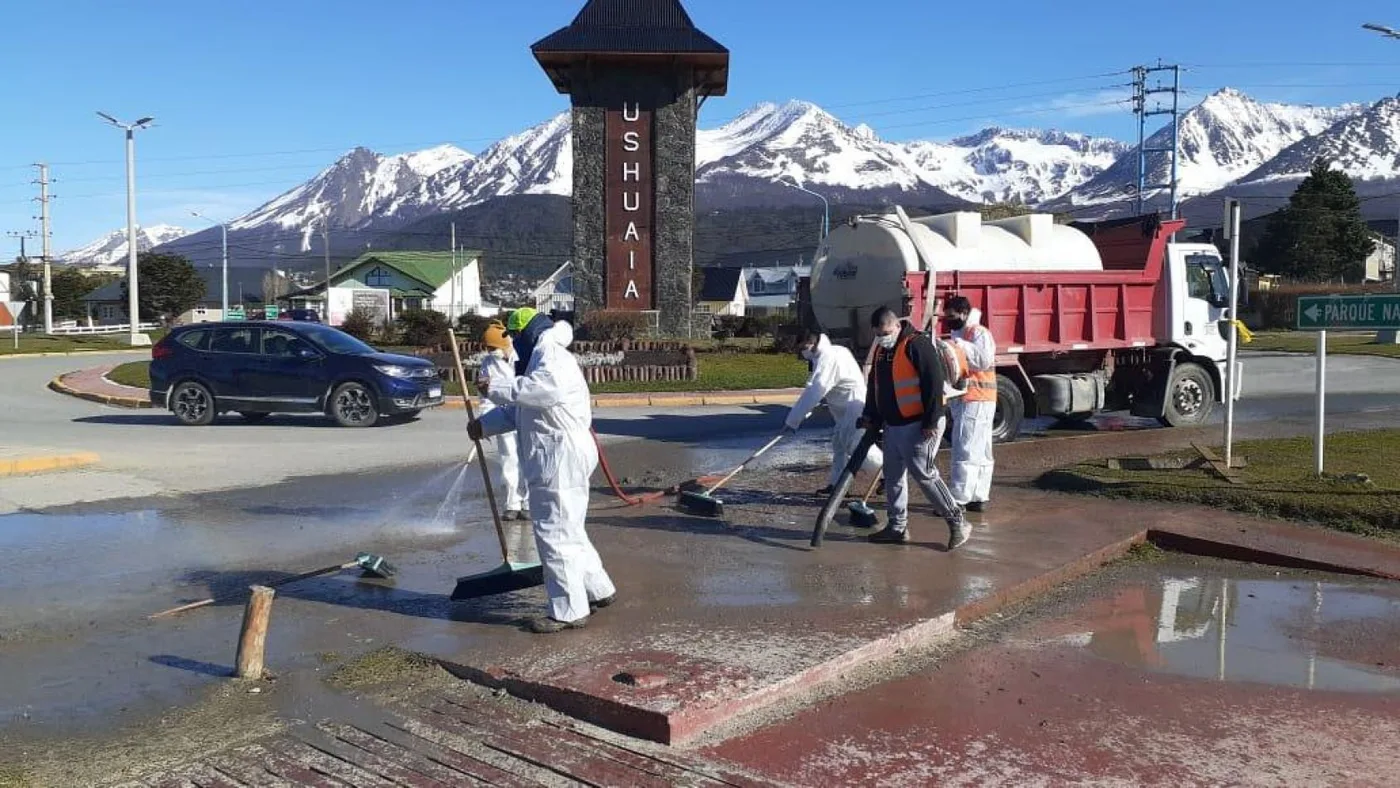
left=805, top=209, right=1236, bottom=442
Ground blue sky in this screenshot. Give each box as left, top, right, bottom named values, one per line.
left=3, top=0, right=1399, bottom=251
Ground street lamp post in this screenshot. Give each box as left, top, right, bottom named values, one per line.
left=1363, top=22, right=1400, bottom=343
left=780, top=178, right=830, bottom=241
left=191, top=211, right=229, bottom=318
left=97, top=112, right=154, bottom=346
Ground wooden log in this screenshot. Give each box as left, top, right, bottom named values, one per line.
left=235, top=585, right=275, bottom=680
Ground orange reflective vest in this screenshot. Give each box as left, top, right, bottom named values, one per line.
left=891, top=334, right=925, bottom=419
left=961, top=325, right=997, bottom=403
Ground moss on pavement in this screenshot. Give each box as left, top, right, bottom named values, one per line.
left=1037, top=430, right=1400, bottom=538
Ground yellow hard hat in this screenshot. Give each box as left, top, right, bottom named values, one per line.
left=482, top=320, right=510, bottom=350
left=506, top=307, right=538, bottom=333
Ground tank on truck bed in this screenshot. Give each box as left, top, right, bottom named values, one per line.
left=805, top=209, right=1233, bottom=442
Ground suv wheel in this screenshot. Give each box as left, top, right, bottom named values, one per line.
left=171, top=381, right=216, bottom=426
left=330, top=382, right=379, bottom=428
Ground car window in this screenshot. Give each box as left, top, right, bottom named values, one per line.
left=260, top=329, right=299, bottom=357
left=176, top=329, right=208, bottom=351
left=210, top=327, right=257, bottom=354
left=303, top=325, right=377, bottom=355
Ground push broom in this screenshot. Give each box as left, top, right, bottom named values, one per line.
left=445, top=331, right=545, bottom=600
left=847, top=473, right=883, bottom=528
left=676, top=430, right=788, bottom=518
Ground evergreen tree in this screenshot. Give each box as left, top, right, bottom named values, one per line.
left=120, top=252, right=205, bottom=323
left=1252, top=158, right=1374, bottom=282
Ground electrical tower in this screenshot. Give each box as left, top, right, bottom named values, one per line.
left=33, top=163, right=54, bottom=333
left=1131, top=61, right=1182, bottom=218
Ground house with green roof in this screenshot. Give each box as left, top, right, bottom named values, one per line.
left=284, top=250, right=492, bottom=325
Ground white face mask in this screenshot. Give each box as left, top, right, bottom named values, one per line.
left=876, top=333, right=898, bottom=349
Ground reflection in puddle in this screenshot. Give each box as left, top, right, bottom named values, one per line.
left=1039, top=574, right=1400, bottom=693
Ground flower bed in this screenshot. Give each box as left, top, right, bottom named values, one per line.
left=422, top=338, right=698, bottom=385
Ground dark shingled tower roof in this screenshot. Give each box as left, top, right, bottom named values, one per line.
left=532, top=0, right=729, bottom=95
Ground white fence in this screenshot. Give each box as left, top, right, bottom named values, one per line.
left=47, top=322, right=161, bottom=335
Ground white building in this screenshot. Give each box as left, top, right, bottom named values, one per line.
left=740, top=263, right=809, bottom=316
left=287, top=250, right=489, bottom=325
left=1365, top=235, right=1396, bottom=283
left=531, top=261, right=575, bottom=314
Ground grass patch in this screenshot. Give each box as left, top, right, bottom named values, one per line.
left=0, top=764, right=30, bottom=788
left=327, top=646, right=437, bottom=689
left=106, top=349, right=808, bottom=398
left=1247, top=331, right=1400, bottom=358
left=0, top=330, right=167, bottom=356
left=1037, top=430, right=1400, bottom=537
left=107, top=360, right=151, bottom=389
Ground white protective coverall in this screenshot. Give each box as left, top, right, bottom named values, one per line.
left=785, top=334, right=884, bottom=487
left=478, top=321, right=615, bottom=623
left=949, top=309, right=996, bottom=505
left=478, top=348, right=529, bottom=513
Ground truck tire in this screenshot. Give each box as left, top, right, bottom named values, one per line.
left=1158, top=362, right=1215, bottom=428
left=991, top=374, right=1024, bottom=444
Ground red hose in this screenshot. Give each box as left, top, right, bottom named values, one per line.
left=591, top=427, right=667, bottom=506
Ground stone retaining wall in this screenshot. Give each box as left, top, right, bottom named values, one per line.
left=423, top=339, right=698, bottom=384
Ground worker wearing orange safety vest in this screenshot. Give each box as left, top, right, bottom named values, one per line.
left=858, top=307, right=970, bottom=550
left=943, top=296, right=997, bottom=512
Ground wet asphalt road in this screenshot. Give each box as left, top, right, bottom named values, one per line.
left=0, top=348, right=1396, bottom=739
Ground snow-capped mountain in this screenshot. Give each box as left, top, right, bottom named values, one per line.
left=1233, top=96, right=1400, bottom=184
left=134, top=88, right=1400, bottom=270
left=1048, top=89, right=1365, bottom=216
left=902, top=128, right=1130, bottom=204
left=227, top=143, right=472, bottom=244
left=60, top=224, right=189, bottom=267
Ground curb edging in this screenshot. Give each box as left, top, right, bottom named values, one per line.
left=48, top=373, right=153, bottom=409
left=0, top=451, right=102, bottom=477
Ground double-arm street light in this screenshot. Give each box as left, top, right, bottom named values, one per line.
left=190, top=211, right=230, bottom=317
left=97, top=112, right=154, bottom=346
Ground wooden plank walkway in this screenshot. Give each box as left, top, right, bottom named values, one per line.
left=114, top=689, right=789, bottom=788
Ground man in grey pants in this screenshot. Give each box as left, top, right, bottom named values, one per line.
left=859, top=307, right=970, bottom=550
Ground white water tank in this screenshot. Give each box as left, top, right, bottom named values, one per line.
left=810, top=209, right=1104, bottom=340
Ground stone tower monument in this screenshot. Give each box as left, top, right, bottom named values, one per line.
left=532, top=0, right=729, bottom=336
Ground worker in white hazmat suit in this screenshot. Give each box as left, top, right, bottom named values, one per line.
left=470, top=310, right=615, bottom=633
left=477, top=321, right=529, bottom=520
left=784, top=331, right=883, bottom=494
left=943, top=296, right=996, bottom=512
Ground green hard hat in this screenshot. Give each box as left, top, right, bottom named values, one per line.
left=506, top=307, right=538, bottom=332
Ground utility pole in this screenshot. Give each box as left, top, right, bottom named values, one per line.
left=321, top=220, right=331, bottom=323
left=33, top=164, right=53, bottom=333
left=450, top=221, right=457, bottom=322
left=1131, top=62, right=1182, bottom=219
left=6, top=231, right=38, bottom=331
left=1223, top=198, right=1242, bottom=468
left=191, top=212, right=229, bottom=318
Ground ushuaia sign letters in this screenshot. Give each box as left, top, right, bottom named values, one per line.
left=606, top=102, right=654, bottom=309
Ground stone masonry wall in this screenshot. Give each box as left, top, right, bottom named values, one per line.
left=568, top=62, right=698, bottom=338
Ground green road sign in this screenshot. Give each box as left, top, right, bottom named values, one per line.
left=264, top=305, right=279, bottom=320
left=226, top=306, right=245, bottom=321
left=1296, top=294, right=1400, bottom=331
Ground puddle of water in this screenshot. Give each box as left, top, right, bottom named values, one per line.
left=1038, top=572, right=1400, bottom=693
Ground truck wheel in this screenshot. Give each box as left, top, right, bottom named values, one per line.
left=991, top=374, right=1024, bottom=443
left=1158, top=362, right=1215, bottom=428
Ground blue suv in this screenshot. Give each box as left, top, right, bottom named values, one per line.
left=149, top=321, right=443, bottom=427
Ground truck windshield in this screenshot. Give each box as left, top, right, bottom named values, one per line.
left=1185, top=254, right=1230, bottom=307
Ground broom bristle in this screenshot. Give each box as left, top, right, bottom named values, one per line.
left=677, top=490, right=724, bottom=517
left=450, top=562, right=545, bottom=600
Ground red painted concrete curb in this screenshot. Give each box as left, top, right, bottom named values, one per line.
left=48, top=373, right=152, bottom=409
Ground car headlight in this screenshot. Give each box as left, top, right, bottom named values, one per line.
left=374, top=364, right=414, bottom=378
